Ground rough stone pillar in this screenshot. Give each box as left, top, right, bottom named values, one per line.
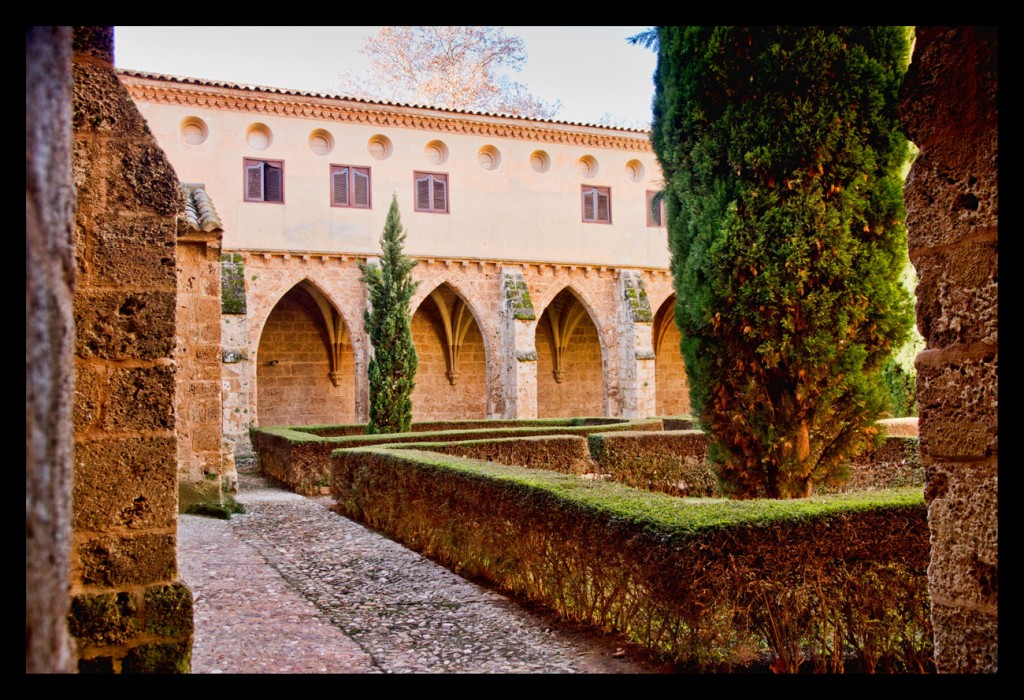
left=899, top=26, right=997, bottom=673
left=176, top=186, right=230, bottom=508
left=500, top=267, right=538, bottom=419
left=69, top=26, right=193, bottom=673
left=26, top=24, right=78, bottom=674
left=220, top=252, right=255, bottom=469
left=616, top=270, right=656, bottom=418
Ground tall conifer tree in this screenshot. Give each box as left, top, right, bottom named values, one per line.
left=359, top=195, right=419, bottom=434
left=652, top=27, right=914, bottom=498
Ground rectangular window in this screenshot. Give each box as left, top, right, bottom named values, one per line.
left=414, top=172, right=449, bottom=213
left=646, top=190, right=665, bottom=227
left=582, top=185, right=611, bottom=223
left=331, top=165, right=371, bottom=208
left=244, top=159, right=284, bottom=203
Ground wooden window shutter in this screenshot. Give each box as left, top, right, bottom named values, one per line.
left=246, top=162, right=264, bottom=200
left=264, top=162, right=283, bottom=202
left=353, top=168, right=370, bottom=207
left=432, top=175, right=447, bottom=211
left=596, top=188, right=610, bottom=222
left=416, top=175, right=431, bottom=210
left=582, top=188, right=595, bottom=221
left=333, top=166, right=349, bottom=206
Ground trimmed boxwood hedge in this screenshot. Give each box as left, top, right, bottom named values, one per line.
left=330, top=446, right=932, bottom=672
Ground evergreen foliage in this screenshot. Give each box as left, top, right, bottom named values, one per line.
left=359, top=195, right=419, bottom=434
left=652, top=27, right=914, bottom=498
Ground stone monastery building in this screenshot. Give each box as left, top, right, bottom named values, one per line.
left=119, top=70, right=691, bottom=483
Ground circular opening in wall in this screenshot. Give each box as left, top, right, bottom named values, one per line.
left=626, top=159, right=645, bottom=182
left=577, top=155, right=598, bottom=178
left=425, top=139, right=449, bottom=165
left=246, top=123, right=272, bottom=151
left=530, top=150, right=551, bottom=173
left=180, top=117, right=208, bottom=146
left=367, top=134, right=393, bottom=160
left=477, top=145, right=501, bottom=171
left=308, top=129, right=334, bottom=156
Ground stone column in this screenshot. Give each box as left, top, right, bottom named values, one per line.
left=26, top=24, right=77, bottom=674
left=500, top=267, right=538, bottom=419
left=899, top=26, right=998, bottom=673
left=616, top=270, right=656, bottom=418
left=220, top=253, right=254, bottom=469
left=68, top=26, right=193, bottom=672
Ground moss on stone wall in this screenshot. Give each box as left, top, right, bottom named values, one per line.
left=503, top=273, right=536, bottom=320
left=121, top=641, right=191, bottom=673
left=68, top=591, right=139, bottom=645
left=221, top=253, right=246, bottom=314
left=143, top=583, right=194, bottom=637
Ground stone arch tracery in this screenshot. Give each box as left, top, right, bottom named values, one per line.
left=410, top=281, right=489, bottom=421
left=534, top=286, right=607, bottom=417
left=255, top=279, right=356, bottom=426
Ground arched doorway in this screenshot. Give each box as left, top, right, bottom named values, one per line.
left=535, top=288, right=605, bottom=418
left=410, top=283, right=488, bottom=421
left=653, top=295, right=691, bottom=416
left=256, top=281, right=355, bottom=426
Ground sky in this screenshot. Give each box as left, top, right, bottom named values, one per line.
left=114, top=26, right=658, bottom=128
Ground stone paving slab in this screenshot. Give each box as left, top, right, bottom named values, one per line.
left=178, top=473, right=667, bottom=674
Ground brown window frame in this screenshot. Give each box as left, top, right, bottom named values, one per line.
left=582, top=185, right=611, bottom=224
left=243, top=158, right=285, bottom=204
left=331, top=164, right=372, bottom=209
left=414, top=171, right=449, bottom=214
left=646, top=190, right=666, bottom=227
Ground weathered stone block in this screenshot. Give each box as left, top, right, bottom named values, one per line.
left=68, top=591, right=139, bottom=645
left=912, top=240, right=997, bottom=348
left=924, top=462, right=998, bottom=605
left=142, top=583, right=193, bottom=637
left=74, top=437, right=177, bottom=530
left=74, top=289, right=175, bottom=359
left=930, top=603, right=998, bottom=674
left=178, top=478, right=222, bottom=512
left=904, top=141, right=998, bottom=251
left=916, top=353, right=997, bottom=456
left=72, top=60, right=149, bottom=136
left=72, top=361, right=102, bottom=433
left=121, top=641, right=191, bottom=674
left=899, top=27, right=998, bottom=149
left=84, top=215, right=177, bottom=288
left=75, top=532, right=177, bottom=587
left=103, top=365, right=176, bottom=432
left=71, top=26, right=113, bottom=62
left=116, top=141, right=183, bottom=217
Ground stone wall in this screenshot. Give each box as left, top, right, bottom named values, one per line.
left=26, top=25, right=78, bottom=674
left=68, top=27, right=192, bottom=672
left=175, top=213, right=231, bottom=510
left=899, top=26, right=998, bottom=673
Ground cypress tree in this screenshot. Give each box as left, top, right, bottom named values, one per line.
left=359, top=195, right=419, bottom=434
left=652, top=27, right=914, bottom=498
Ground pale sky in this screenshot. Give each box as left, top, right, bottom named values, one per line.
left=114, top=26, right=658, bottom=129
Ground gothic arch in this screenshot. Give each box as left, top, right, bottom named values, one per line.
left=652, top=294, right=690, bottom=416
left=410, top=281, right=490, bottom=421
left=534, top=286, right=607, bottom=417
left=255, top=279, right=357, bottom=426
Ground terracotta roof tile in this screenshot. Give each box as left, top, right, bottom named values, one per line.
left=117, top=69, right=649, bottom=133
left=180, top=182, right=223, bottom=233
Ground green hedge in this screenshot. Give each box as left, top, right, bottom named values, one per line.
left=330, top=447, right=932, bottom=672
left=251, top=418, right=661, bottom=494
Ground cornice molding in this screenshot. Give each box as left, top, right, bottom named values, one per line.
left=120, top=74, right=654, bottom=153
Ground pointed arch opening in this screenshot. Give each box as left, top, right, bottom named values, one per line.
left=653, top=294, right=691, bottom=416
left=256, top=280, right=355, bottom=426
left=410, top=283, right=488, bottom=421
left=535, top=287, right=605, bottom=418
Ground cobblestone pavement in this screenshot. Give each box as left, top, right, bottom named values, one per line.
left=178, top=473, right=671, bottom=674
